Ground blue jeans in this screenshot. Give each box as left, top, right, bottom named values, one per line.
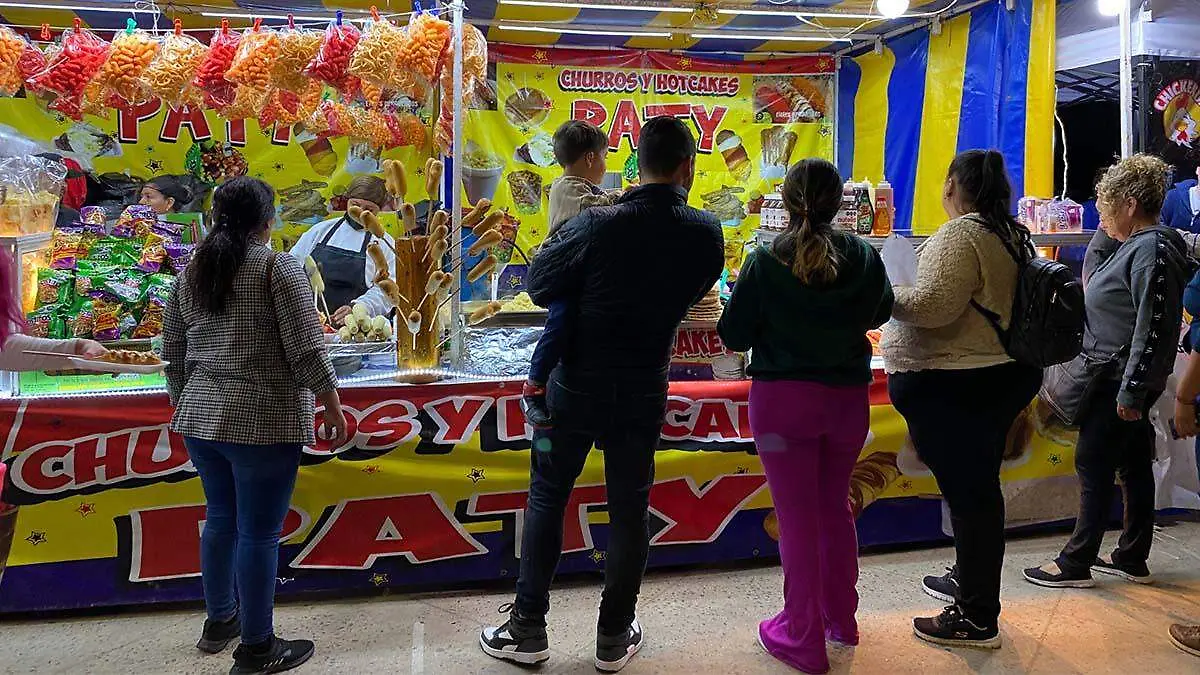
left=528, top=300, right=569, bottom=385
left=185, top=437, right=301, bottom=645
left=514, top=371, right=666, bottom=634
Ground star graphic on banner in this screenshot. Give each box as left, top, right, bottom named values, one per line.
left=362, top=464, right=382, bottom=475
left=252, top=171, right=265, bottom=179
left=76, top=502, right=96, bottom=517
left=415, top=166, right=425, bottom=177
left=272, top=162, right=286, bottom=172
left=52, top=112, right=68, bottom=125
left=468, top=467, right=486, bottom=483
left=518, top=125, right=531, bottom=136
left=679, top=57, right=693, bottom=69
left=532, top=49, right=549, bottom=63
left=899, top=480, right=913, bottom=491
left=25, top=531, right=47, bottom=546
left=697, top=170, right=708, bottom=178
left=369, top=572, right=390, bottom=587
left=734, top=466, right=749, bottom=475
left=1048, top=453, right=1062, bottom=466
left=144, top=145, right=156, bottom=154
left=505, top=72, right=516, bottom=82
left=535, top=72, right=545, bottom=81
left=506, top=274, right=523, bottom=289
left=145, top=158, right=165, bottom=174
left=590, top=549, right=606, bottom=564
left=819, top=126, right=833, bottom=137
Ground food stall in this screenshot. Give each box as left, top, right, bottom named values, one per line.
left=2, top=0, right=1192, bottom=616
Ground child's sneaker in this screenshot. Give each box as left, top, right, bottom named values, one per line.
left=479, top=605, right=551, bottom=665
left=521, top=381, right=552, bottom=428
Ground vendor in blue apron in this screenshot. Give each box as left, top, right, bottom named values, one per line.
left=289, top=176, right=397, bottom=324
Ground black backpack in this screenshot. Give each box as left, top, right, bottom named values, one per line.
left=969, top=220, right=1085, bottom=368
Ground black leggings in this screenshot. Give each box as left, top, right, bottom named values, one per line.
left=889, top=362, right=1043, bottom=627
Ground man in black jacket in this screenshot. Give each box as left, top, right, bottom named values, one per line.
left=480, top=117, right=724, bottom=672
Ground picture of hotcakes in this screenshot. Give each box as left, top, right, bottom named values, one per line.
left=503, top=87, right=552, bottom=128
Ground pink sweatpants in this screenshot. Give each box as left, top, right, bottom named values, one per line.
left=750, top=379, right=869, bottom=674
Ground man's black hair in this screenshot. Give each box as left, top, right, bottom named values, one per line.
left=638, top=116, right=696, bottom=179
left=552, top=120, right=608, bottom=167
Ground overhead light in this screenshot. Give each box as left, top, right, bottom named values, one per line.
left=691, top=33, right=852, bottom=43
left=497, top=23, right=673, bottom=38
left=501, top=1, right=693, bottom=12
left=1097, top=0, right=1123, bottom=16
left=876, top=0, right=911, bottom=19
left=199, top=11, right=347, bottom=22
left=719, top=8, right=884, bottom=20
left=0, top=1, right=143, bottom=12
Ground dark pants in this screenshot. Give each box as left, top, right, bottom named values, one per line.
left=528, top=301, right=568, bottom=385
left=1056, top=379, right=1159, bottom=574
left=185, top=437, right=301, bottom=645
left=889, top=362, right=1042, bottom=627
left=514, top=371, right=666, bottom=634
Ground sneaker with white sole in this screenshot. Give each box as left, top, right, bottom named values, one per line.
left=478, top=604, right=550, bottom=665
left=595, top=619, right=643, bottom=672
left=1091, top=555, right=1153, bottom=584
left=922, top=567, right=959, bottom=603
left=1169, top=623, right=1200, bottom=657
left=913, top=605, right=1001, bottom=649
left=1022, top=561, right=1095, bottom=589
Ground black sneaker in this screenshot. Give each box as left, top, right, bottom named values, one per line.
left=913, top=606, right=1000, bottom=649
left=595, top=618, right=643, bottom=672
left=197, top=615, right=241, bottom=654
left=229, top=636, right=315, bottom=675
left=479, top=604, right=550, bottom=665
left=1022, top=561, right=1095, bottom=589
left=922, top=567, right=959, bottom=603
left=1091, top=555, right=1154, bottom=584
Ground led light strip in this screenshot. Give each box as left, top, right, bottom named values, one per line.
left=718, top=8, right=892, bottom=20
left=497, top=23, right=673, bottom=38
left=501, top=0, right=694, bottom=12
left=0, top=1, right=147, bottom=12
left=691, top=32, right=852, bottom=43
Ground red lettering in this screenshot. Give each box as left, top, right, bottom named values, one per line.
left=692, top=400, right=739, bottom=441
left=128, top=427, right=190, bottom=477
left=117, top=99, right=163, bottom=143
left=644, top=103, right=690, bottom=120
left=73, top=433, right=130, bottom=486
left=13, top=441, right=73, bottom=494
left=497, top=395, right=531, bottom=442
left=291, top=494, right=485, bottom=569
left=130, top=504, right=307, bottom=582
left=354, top=400, right=420, bottom=450
left=468, top=484, right=607, bottom=555
left=673, top=330, right=692, bottom=358
left=608, top=99, right=640, bottom=152
left=662, top=397, right=694, bottom=441
left=226, top=119, right=246, bottom=146
left=423, top=396, right=491, bottom=444
left=572, top=99, right=607, bottom=128
left=271, top=123, right=292, bottom=145
left=649, top=475, right=766, bottom=544
left=308, top=404, right=361, bottom=456
left=159, top=104, right=212, bottom=143
left=736, top=401, right=751, bottom=438
left=691, top=105, right=728, bottom=153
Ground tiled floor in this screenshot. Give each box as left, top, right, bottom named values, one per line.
left=2, top=521, right=1198, bottom=674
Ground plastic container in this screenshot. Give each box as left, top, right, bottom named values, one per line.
left=873, top=178, right=894, bottom=236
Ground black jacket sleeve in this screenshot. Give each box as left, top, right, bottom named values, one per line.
left=692, top=220, right=725, bottom=306
left=866, top=245, right=896, bottom=331
left=527, top=211, right=596, bottom=308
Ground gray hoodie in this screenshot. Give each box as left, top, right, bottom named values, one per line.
left=1083, top=225, right=1191, bottom=408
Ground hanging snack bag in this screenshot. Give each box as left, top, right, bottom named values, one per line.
left=347, top=12, right=407, bottom=91
left=95, top=21, right=159, bottom=105
left=143, top=21, right=206, bottom=109
left=306, top=14, right=361, bottom=94
left=193, top=20, right=240, bottom=103
left=0, top=26, right=26, bottom=96
left=17, top=40, right=49, bottom=93
left=222, top=85, right=270, bottom=121
left=48, top=225, right=83, bottom=270
left=396, top=11, right=451, bottom=101
left=27, top=20, right=111, bottom=105
left=435, top=24, right=487, bottom=154
left=224, top=21, right=280, bottom=91
left=272, top=26, right=321, bottom=94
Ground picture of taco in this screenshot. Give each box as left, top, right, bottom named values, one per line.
left=503, top=88, right=553, bottom=128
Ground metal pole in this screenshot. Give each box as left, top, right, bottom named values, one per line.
left=448, top=0, right=465, bottom=366
left=1118, top=0, right=1133, bottom=158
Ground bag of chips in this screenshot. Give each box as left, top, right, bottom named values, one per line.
left=0, top=26, right=27, bottom=96
left=347, top=14, right=407, bottom=91
left=193, top=20, right=240, bottom=103
left=113, top=204, right=155, bottom=238
left=49, top=225, right=82, bottom=270
left=86, top=236, right=139, bottom=267
left=91, top=295, right=122, bottom=341
left=68, top=296, right=94, bottom=338
left=27, top=21, right=111, bottom=106
left=164, top=242, right=195, bottom=273
left=224, top=23, right=279, bottom=91
left=94, top=23, right=160, bottom=105
left=143, top=22, right=206, bottom=109
left=77, top=221, right=106, bottom=260
left=75, top=260, right=113, bottom=297
left=305, top=16, right=361, bottom=94
left=136, top=231, right=167, bottom=273
left=396, top=12, right=451, bottom=102
left=271, top=27, right=321, bottom=94
left=133, top=274, right=174, bottom=338
left=26, top=303, right=68, bottom=339
left=36, top=268, right=74, bottom=307
left=79, top=205, right=106, bottom=225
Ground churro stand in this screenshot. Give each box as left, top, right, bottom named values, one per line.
left=1, top=0, right=1194, bottom=615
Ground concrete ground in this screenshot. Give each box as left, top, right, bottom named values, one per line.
left=2, top=521, right=1199, bottom=674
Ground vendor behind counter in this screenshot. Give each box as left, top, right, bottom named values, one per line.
left=289, top=176, right=397, bottom=322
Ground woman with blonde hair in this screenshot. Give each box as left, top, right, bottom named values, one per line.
left=1025, top=154, right=1189, bottom=589
left=719, top=158, right=893, bottom=673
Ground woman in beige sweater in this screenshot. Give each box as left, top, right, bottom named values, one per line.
left=881, top=150, right=1043, bottom=650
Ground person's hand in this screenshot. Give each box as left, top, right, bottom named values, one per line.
left=1175, top=399, right=1198, bottom=438
left=331, top=305, right=353, bottom=325
left=74, top=339, right=107, bottom=358
left=321, top=403, right=350, bottom=446
left=1117, top=403, right=1143, bottom=422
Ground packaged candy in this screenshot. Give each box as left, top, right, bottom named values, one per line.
left=92, top=296, right=122, bottom=341
left=26, top=304, right=65, bottom=339
left=49, top=225, right=82, bottom=270
left=87, top=236, right=139, bottom=267
left=0, top=26, right=26, bottom=96
left=68, top=297, right=94, bottom=339
left=101, top=268, right=144, bottom=303
left=79, top=205, right=106, bottom=226
left=26, top=20, right=111, bottom=104
left=113, top=204, right=155, bottom=238
left=143, top=22, right=206, bottom=109
left=396, top=12, right=452, bottom=101
left=193, top=20, right=240, bottom=101
left=75, top=260, right=113, bottom=297
left=118, top=311, right=139, bottom=339
left=271, top=27, right=321, bottom=94
left=151, top=219, right=183, bottom=243
left=136, top=231, right=167, bottom=273
left=35, top=268, right=74, bottom=307
left=77, top=221, right=106, bottom=259
left=347, top=14, right=407, bottom=91
left=165, top=242, right=195, bottom=273
left=305, top=15, right=361, bottom=94
left=224, top=22, right=279, bottom=90
left=95, top=21, right=160, bottom=105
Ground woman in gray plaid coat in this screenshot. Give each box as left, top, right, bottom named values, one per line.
left=163, top=176, right=349, bottom=675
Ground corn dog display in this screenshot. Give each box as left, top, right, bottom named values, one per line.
left=367, top=241, right=390, bottom=283
left=473, top=211, right=503, bottom=237
left=383, top=159, right=407, bottom=197
left=467, top=255, right=497, bottom=283
left=468, top=230, right=503, bottom=256
left=429, top=209, right=449, bottom=233
left=467, top=300, right=504, bottom=326
left=463, top=199, right=491, bottom=229
left=401, top=203, right=417, bottom=232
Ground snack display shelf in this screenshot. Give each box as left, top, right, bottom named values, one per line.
left=753, top=229, right=1096, bottom=249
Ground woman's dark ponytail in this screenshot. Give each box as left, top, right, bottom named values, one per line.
left=773, top=158, right=845, bottom=285
left=188, top=176, right=276, bottom=314
left=948, top=149, right=1034, bottom=259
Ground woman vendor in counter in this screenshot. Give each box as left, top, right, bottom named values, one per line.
left=140, top=175, right=192, bottom=215
left=288, top=176, right=397, bottom=323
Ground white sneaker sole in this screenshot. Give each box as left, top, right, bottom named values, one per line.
left=595, top=623, right=643, bottom=673
left=1169, top=632, right=1200, bottom=657
left=1022, top=570, right=1095, bottom=589
left=913, top=624, right=1001, bottom=650
left=922, top=583, right=956, bottom=604
left=1091, top=565, right=1154, bottom=585
left=478, top=633, right=550, bottom=665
